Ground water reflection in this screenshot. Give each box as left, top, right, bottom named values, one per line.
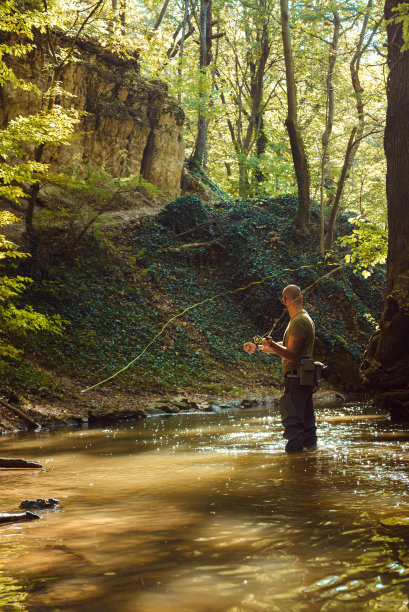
left=2, top=402, right=409, bottom=610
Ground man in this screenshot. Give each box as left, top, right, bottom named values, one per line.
left=243, top=285, right=317, bottom=453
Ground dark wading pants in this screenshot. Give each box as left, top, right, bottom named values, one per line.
left=279, top=377, right=317, bottom=452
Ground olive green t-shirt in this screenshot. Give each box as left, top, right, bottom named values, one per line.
left=282, top=309, right=315, bottom=374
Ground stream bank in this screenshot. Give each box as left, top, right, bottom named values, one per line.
left=0, top=383, right=364, bottom=436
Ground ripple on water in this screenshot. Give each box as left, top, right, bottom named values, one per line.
left=2, top=403, right=409, bottom=611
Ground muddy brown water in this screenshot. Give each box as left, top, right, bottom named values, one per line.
left=1, top=401, right=409, bottom=611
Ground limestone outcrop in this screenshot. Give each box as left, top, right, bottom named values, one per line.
left=0, top=37, right=185, bottom=203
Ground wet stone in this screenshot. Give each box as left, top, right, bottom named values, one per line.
left=239, top=399, right=260, bottom=409
left=170, top=397, right=199, bottom=411
left=19, top=498, right=59, bottom=510
left=88, top=408, right=146, bottom=425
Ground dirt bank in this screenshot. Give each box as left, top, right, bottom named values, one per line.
left=0, top=381, right=365, bottom=436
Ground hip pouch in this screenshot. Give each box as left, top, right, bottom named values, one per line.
left=300, top=358, right=315, bottom=386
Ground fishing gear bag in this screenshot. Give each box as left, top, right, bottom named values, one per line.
left=300, top=359, right=328, bottom=385
left=300, top=358, right=315, bottom=385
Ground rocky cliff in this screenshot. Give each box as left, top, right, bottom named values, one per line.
left=0, top=37, right=185, bottom=204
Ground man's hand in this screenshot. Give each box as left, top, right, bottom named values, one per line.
left=262, top=336, right=275, bottom=352
left=243, top=342, right=257, bottom=353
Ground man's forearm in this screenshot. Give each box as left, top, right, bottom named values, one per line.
left=257, top=344, right=275, bottom=354
left=264, top=339, right=298, bottom=361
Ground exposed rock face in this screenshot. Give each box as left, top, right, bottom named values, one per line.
left=0, top=38, right=185, bottom=202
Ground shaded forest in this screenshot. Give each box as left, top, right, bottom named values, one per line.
left=0, top=0, right=407, bottom=419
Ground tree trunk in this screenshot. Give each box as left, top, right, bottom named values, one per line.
left=360, top=0, right=409, bottom=421
left=280, top=0, right=310, bottom=232
left=188, top=0, right=212, bottom=172
left=320, top=10, right=340, bottom=254
left=324, top=126, right=357, bottom=250
left=254, top=115, right=268, bottom=187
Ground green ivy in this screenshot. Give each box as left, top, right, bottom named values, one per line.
left=17, top=194, right=385, bottom=396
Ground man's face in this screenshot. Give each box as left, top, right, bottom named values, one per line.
left=281, top=292, right=290, bottom=308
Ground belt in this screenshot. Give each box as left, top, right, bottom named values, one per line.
left=285, top=369, right=299, bottom=378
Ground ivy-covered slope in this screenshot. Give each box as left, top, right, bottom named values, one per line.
left=5, top=195, right=385, bottom=400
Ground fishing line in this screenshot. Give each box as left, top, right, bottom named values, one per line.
left=257, top=264, right=344, bottom=340
left=81, top=262, right=342, bottom=393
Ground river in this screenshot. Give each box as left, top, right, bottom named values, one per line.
left=1, top=401, right=409, bottom=611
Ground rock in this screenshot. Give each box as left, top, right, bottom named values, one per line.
left=19, top=498, right=59, bottom=510
left=1, top=36, right=185, bottom=203
left=88, top=408, right=146, bottom=425
left=200, top=404, right=216, bottom=412
left=145, top=401, right=179, bottom=414
left=0, top=457, right=43, bottom=469
left=0, top=511, right=40, bottom=524
left=239, top=399, right=260, bottom=409
left=170, top=397, right=199, bottom=411
left=157, top=403, right=180, bottom=414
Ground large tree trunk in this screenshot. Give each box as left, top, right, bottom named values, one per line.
left=360, top=0, right=409, bottom=421
left=280, top=0, right=310, bottom=233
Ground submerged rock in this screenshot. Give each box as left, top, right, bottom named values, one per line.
left=19, top=498, right=59, bottom=510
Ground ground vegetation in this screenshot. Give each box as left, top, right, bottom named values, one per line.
left=0, top=195, right=385, bottom=409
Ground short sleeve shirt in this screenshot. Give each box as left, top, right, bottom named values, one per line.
left=282, top=309, right=315, bottom=374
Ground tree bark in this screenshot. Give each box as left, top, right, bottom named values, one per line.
left=361, top=0, right=409, bottom=421
left=280, top=0, right=310, bottom=232
left=320, top=10, right=340, bottom=254
left=187, top=0, right=212, bottom=172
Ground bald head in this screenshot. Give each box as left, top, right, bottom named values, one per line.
left=283, top=285, right=302, bottom=305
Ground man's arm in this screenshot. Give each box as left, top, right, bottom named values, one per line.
left=243, top=342, right=275, bottom=354
left=262, top=335, right=305, bottom=361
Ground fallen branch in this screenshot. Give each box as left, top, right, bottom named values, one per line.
left=0, top=511, right=40, bottom=524
left=0, top=457, right=43, bottom=469
left=166, top=239, right=221, bottom=252
left=0, top=398, right=40, bottom=429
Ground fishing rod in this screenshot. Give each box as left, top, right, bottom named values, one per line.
left=252, top=264, right=344, bottom=344
left=81, top=262, right=343, bottom=393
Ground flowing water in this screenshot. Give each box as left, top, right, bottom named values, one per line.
left=1, top=401, right=409, bottom=611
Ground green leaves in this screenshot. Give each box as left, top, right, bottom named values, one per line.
left=0, top=210, right=63, bottom=390
left=391, top=3, right=409, bottom=52
left=341, top=218, right=387, bottom=277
